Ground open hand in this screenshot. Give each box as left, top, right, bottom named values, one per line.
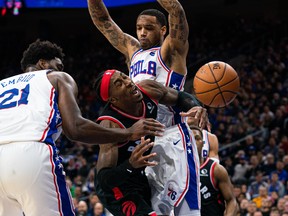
left=128, top=118, right=165, bottom=141
left=180, top=106, right=211, bottom=132
left=129, top=137, right=158, bottom=169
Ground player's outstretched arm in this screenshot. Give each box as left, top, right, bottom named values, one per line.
left=49, top=72, right=164, bottom=144
left=215, top=164, right=238, bottom=216
left=87, top=0, right=140, bottom=60
left=138, top=79, right=210, bottom=130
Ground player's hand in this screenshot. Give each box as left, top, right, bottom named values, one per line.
left=129, top=137, right=158, bottom=169
left=128, top=118, right=165, bottom=141
left=180, top=106, right=211, bottom=132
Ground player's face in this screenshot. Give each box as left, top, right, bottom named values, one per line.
left=136, top=15, right=165, bottom=50
left=109, top=71, right=143, bottom=104
left=192, top=129, right=204, bottom=157
left=43, top=57, right=64, bottom=71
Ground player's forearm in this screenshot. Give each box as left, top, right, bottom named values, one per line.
left=225, top=199, right=239, bottom=216
left=176, top=91, right=200, bottom=112
left=157, top=0, right=182, bottom=14
left=157, top=0, right=189, bottom=41
left=87, top=0, right=110, bottom=30
left=97, top=160, right=137, bottom=190
left=64, top=118, right=131, bottom=144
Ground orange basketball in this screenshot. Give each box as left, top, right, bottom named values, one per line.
left=193, top=61, right=240, bottom=108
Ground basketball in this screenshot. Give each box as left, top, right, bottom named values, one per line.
left=193, top=61, right=240, bottom=108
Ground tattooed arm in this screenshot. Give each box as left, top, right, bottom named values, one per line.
left=158, top=0, right=189, bottom=75
left=87, top=0, right=140, bottom=62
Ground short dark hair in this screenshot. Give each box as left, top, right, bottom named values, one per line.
left=20, top=39, right=65, bottom=71
left=190, top=125, right=203, bottom=139
left=138, top=9, right=167, bottom=27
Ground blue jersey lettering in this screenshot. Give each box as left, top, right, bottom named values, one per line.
left=130, top=60, right=156, bottom=78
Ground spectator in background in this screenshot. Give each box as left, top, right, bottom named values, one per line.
left=246, top=155, right=262, bottom=183
left=244, top=135, right=258, bottom=156
left=268, top=172, right=285, bottom=198
left=76, top=200, right=88, bottom=216
left=283, top=201, right=288, bottom=214
left=279, top=135, right=288, bottom=155
left=248, top=171, right=269, bottom=199
left=224, top=157, right=235, bottom=177
left=260, top=198, right=272, bottom=216
left=252, top=185, right=269, bottom=209
left=232, top=155, right=250, bottom=184
left=239, top=198, right=249, bottom=216
left=87, top=192, right=100, bottom=216
left=270, top=191, right=279, bottom=208
left=93, top=202, right=105, bottom=216
left=269, top=207, right=280, bottom=216
left=82, top=168, right=96, bottom=195
left=262, top=154, right=276, bottom=177
left=274, top=161, right=288, bottom=184
left=282, top=155, right=288, bottom=173
left=263, top=137, right=278, bottom=159
left=246, top=201, right=257, bottom=216
left=253, top=211, right=263, bottom=216
left=276, top=198, right=286, bottom=215
left=260, top=105, right=275, bottom=127
left=233, top=185, right=242, bottom=204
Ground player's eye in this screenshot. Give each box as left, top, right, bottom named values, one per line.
left=115, top=81, right=122, bottom=87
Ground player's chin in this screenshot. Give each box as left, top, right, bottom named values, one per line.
left=140, top=42, right=150, bottom=50
left=132, top=93, right=143, bottom=103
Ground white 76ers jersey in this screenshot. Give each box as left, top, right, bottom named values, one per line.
left=130, top=47, right=186, bottom=127
left=0, top=70, right=62, bottom=145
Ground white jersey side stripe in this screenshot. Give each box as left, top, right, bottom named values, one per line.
left=40, top=87, right=55, bottom=142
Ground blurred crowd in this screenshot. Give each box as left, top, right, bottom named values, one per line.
left=1, top=14, right=288, bottom=216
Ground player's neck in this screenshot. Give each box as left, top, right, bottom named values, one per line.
left=113, top=101, right=143, bottom=117
left=199, top=156, right=205, bottom=165
left=24, top=66, right=40, bottom=72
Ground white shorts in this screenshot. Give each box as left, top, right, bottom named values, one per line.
left=145, top=123, right=200, bottom=215
left=0, top=142, right=75, bottom=216
left=174, top=198, right=201, bottom=216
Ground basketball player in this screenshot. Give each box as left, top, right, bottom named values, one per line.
left=191, top=126, right=238, bottom=216
left=93, top=69, right=209, bottom=216
left=187, top=117, right=219, bottom=161
left=0, top=40, right=166, bottom=216
left=87, top=1, right=209, bottom=215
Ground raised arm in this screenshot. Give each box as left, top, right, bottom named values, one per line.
left=87, top=0, right=140, bottom=60
left=215, top=164, right=238, bottom=216
left=158, top=0, right=189, bottom=71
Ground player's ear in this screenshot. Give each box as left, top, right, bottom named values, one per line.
left=37, top=59, right=49, bottom=69
left=109, top=97, right=117, bottom=104
left=161, top=26, right=167, bottom=36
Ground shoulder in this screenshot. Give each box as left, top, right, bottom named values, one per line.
left=208, top=132, right=219, bottom=143
left=47, top=71, right=74, bottom=80
left=47, top=71, right=76, bottom=85
left=47, top=71, right=77, bottom=93
left=213, top=162, right=229, bottom=181
left=99, top=118, right=122, bottom=129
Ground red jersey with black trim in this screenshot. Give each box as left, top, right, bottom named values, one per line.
left=200, top=158, right=225, bottom=216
